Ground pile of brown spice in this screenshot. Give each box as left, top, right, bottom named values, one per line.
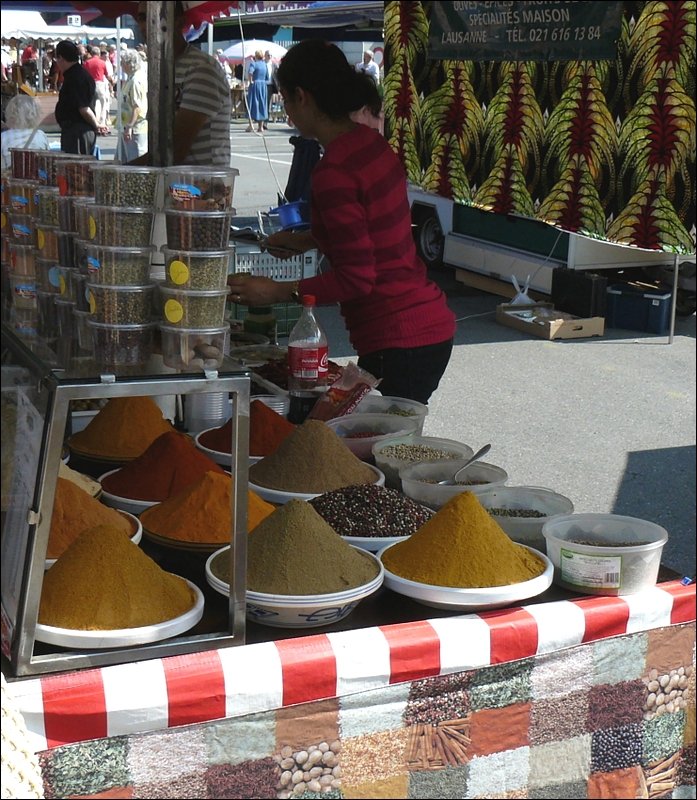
left=68, top=396, right=175, bottom=460
left=248, top=419, right=376, bottom=493
left=247, top=499, right=379, bottom=594
left=39, top=525, right=195, bottom=630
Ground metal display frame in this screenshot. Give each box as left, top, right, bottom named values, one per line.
left=1, top=323, right=251, bottom=677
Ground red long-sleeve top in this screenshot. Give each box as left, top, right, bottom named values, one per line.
left=299, top=125, right=455, bottom=356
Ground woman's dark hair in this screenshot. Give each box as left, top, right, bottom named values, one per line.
left=276, top=40, right=381, bottom=120
left=56, top=40, right=80, bottom=63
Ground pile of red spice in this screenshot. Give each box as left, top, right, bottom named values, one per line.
left=199, top=399, right=295, bottom=457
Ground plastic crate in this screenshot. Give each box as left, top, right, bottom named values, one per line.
left=230, top=301, right=302, bottom=337
left=605, top=283, right=672, bottom=334
left=231, top=248, right=318, bottom=281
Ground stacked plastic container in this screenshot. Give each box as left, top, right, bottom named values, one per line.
left=159, top=166, right=238, bottom=371
left=35, top=151, right=96, bottom=345
left=75, top=163, right=161, bottom=368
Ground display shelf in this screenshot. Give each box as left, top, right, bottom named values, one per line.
left=0, top=323, right=252, bottom=677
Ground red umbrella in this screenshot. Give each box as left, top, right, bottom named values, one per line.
left=59, top=2, right=241, bottom=25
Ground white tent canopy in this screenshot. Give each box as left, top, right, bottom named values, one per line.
left=1, top=10, right=134, bottom=43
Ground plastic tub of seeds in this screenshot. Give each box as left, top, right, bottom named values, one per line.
left=10, top=274, right=38, bottom=310
left=158, top=284, right=230, bottom=328
left=165, top=209, right=234, bottom=250
left=54, top=297, right=76, bottom=338
left=35, top=224, right=60, bottom=260
left=37, top=290, right=58, bottom=337
left=354, top=394, right=429, bottom=434
left=77, top=203, right=154, bottom=247
left=72, top=271, right=90, bottom=312
left=10, top=148, right=41, bottom=180
left=73, top=308, right=94, bottom=352
left=324, top=413, right=421, bottom=461
left=35, top=257, right=62, bottom=293
left=8, top=213, right=35, bottom=244
left=1, top=207, right=9, bottom=235
left=60, top=194, right=86, bottom=233
left=57, top=231, right=77, bottom=269
left=542, top=513, right=668, bottom=596
left=91, top=164, right=162, bottom=208
left=164, top=167, right=239, bottom=211
left=56, top=157, right=95, bottom=197
left=87, top=320, right=156, bottom=368
left=80, top=242, right=154, bottom=286
left=399, top=459, right=509, bottom=510
left=56, top=267, right=78, bottom=301
left=161, top=246, right=234, bottom=290
left=86, top=283, right=156, bottom=325
left=37, top=151, right=94, bottom=187
left=9, top=307, right=39, bottom=338
left=160, top=324, right=229, bottom=370
left=476, top=486, right=575, bottom=554
left=7, top=178, right=40, bottom=215
left=372, top=435, right=474, bottom=490
left=8, top=242, right=36, bottom=277
left=36, top=186, right=60, bottom=226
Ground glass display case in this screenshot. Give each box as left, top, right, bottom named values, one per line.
left=1, top=323, right=251, bottom=677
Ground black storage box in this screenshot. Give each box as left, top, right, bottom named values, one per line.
left=551, top=269, right=608, bottom=318
left=605, top=283, right=672, bottom=334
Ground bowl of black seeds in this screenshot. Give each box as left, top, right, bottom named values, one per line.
left=87, top=320, right=156, bottom=367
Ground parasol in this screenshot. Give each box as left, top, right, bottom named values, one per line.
left=222, top=39, right=288, bottom=63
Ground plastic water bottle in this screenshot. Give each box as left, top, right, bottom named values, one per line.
left=287, top=294, right=328, bottom=423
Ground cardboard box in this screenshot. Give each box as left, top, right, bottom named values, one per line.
left=496, top=303, right=605, bottom=340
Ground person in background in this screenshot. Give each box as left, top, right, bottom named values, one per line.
left=54, top=40, right=107, bottom=155
left=82, top=46, right=111, bottom=132
left=132, top=1, right=231, bottom=166
left=245, top=49, right=268, bottom=133
left=20, top=40, right=39, bottom=88
left=355, top=49, right=379, bottom=84
left=264, top=50, right=276, bottom=129
left=1, top=44, right=13, bottom=83
left=116, top=48, right=147, bottom=163
left=216, top=48, right=233, bottom=88
left=108, top=43, right=117, bottom=70
left=228, top=41, right=455, bottom=404
left=100, top=46, right=116, bottom=97
left=1, top=92, right=50, bottom=171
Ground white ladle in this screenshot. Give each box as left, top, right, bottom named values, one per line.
left=437, top=443, right=492, bottom=485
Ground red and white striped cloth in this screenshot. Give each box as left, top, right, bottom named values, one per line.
left=7, top=581, right=695, bottom=753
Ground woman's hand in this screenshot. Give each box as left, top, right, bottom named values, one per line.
left=227, top=274, right=287, bottom=307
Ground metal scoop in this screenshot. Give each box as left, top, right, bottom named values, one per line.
left=437, top=443, right=492, bottom=486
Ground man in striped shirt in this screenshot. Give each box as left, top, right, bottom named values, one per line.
left=134, top=1, right=231, bottom=167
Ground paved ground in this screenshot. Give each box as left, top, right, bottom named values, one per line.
left=57, top=121, right=696, bottom=579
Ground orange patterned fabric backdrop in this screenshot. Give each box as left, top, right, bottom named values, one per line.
left=383, top=0, right=696, bottom=254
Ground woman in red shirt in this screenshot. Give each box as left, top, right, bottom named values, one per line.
left=228, top=41, right=455, bottom=403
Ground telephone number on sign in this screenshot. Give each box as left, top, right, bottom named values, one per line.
left=528, top=26, right=601, bottom=42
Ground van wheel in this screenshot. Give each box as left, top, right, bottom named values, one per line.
left=412, top=208, right=445, bottom=270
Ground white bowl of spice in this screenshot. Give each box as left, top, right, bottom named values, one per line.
left=249, top=463, right=385, bottom=505
left=372, top=435, right=474, bottom=490
left=207, top=499, right=385, bottom=627
left=476, top=486, right=575, bottom=554
left=308, top=484, right=434, bottom=553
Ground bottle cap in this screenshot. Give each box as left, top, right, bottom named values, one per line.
left=302, top=294, right=315, bottom=305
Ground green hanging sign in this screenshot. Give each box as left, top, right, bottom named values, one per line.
left=429, top=1, right=624, bottom=61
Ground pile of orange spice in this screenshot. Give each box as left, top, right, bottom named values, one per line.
left=139, top=471, right=275, bottom=544
left=48, top=477, right=134, bottom=560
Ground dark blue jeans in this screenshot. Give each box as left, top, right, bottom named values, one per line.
left=357, top=339, right=453, bottom=404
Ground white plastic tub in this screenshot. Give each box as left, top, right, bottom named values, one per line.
left=353, top=395, right=429, bottom=434
left=542, top=513, right=668, bottom=596
left=372, top=435, right=473, bottom=490
left=399, top=459, right=508, bottom=510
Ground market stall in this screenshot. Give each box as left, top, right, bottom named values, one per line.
left=1, top=4, right=695, bottom=799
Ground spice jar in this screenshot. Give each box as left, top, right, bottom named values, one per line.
left=243, top=306, right=277, bottom=344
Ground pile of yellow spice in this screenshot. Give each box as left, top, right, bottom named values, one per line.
left=381, top=492, right=546, bottom=588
